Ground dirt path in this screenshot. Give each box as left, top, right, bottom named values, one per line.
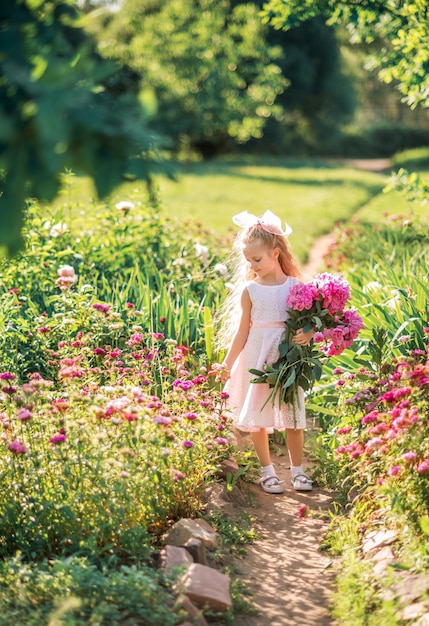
left=232, top=447, right=336, bottom=626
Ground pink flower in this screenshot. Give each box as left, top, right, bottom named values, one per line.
left=93, top=347, right=106, bottom=356
left=0, top=372, right=16, bottom=380
left=92, top=303, right=110, bottom=313
left=127, top=333, right=144, bottom=346
left=184, top=412, right=198, bottom=420
left=388, top=465, right=402, bottom=477
left=154, top=416, right=172, bottom=426
left=297, top=504, right=308, bottom=519
left=214, top=437, right=229, bottom=445
left=50, top=433, right=67, bottom=444
left=17, top=408, right=32, bottom=422
left=8, top=440, right=29, bottom=454
left=416, top=460, right=429, bottom=475
left=171, top=469, right=184, bottom=481
left=337, top=426, right=353, bottom=435
left=181, top=440, right=194, bottom=449
left=286, top=282, right=319, bottom=311
left=315, top=273, right=350, bottom=314
left=56, top=265, right=77, bottom=290
left=401, top=451, right=418, bottom=463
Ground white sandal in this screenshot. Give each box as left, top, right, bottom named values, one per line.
left=260, top=475, right=284, bottom=494
left=291, top=473, right=313, bottom=491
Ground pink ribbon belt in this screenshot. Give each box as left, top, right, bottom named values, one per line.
left=250, top=320, right=285, bottom=329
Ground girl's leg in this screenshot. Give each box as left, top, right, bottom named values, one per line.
left=285, top=428, right=304, bottom=466
left=286, top=428, right=312, bottom=491
left=250, top=428, right=271, bottom=467
left=251, top=429, right=283, bottom=493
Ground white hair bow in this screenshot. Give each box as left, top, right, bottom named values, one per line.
left=232, top=210, right=292, bottom=237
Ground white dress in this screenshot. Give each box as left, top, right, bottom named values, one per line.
left=224, top=279, right=306, bottom=433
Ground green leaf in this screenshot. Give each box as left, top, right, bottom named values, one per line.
left=281, top=368, right=296, bottom=389
left=420, top=516, right=429, bottom=536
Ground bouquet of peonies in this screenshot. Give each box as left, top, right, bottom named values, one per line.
left=250, top=273, right=364, bottom=408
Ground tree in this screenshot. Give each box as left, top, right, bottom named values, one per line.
left=262, top=0, right=429, bottom=109
left=95, top=0, right=286, bottom=156
left=0, top=0, right=165, bottom=257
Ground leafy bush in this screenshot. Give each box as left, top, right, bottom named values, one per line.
left=0, top=197, right=231, bottom=378
left=0, top=555, right=178, bottom=626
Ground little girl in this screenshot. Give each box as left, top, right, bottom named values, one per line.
left=217, top=210, right=314, bottom=494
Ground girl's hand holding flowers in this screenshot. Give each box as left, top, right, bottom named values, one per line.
left=292, top=327, right=315, bottom=346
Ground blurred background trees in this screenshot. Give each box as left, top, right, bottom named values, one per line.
left=1, top=0, right=428, bottom=255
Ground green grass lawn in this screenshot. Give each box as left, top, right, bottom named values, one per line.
left=112, top=158, right=386, bottom=263
left=54, top=157, right=428, bottom=264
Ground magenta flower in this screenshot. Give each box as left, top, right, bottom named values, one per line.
left=181, top=440, right=194, bottom=449
left=50, top=433, right=67, bottom=444
left=92, top=303, right=110, bottom=313
left=337, top=426, right=353, bottom=435
left=286, top=282, right=318, bottom=311
left=8, top=440, right=29, bottom=454
left=297, top=504, right=308, bottom=519
left=184, top=412, right=198, bottom=420
left=0, top=372, right=16, bottom=380
left=2, top=386, right=17, bottom=395
left=214, top=437, right=229, bottom=445
left=93, top=347, right=106, bottom=356
left=314, top=272, right=350, bottom=315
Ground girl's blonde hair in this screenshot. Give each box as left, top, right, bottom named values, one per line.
left=216, top=224, right=301, bottom=351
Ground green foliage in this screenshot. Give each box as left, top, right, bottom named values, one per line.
left=262, top=0, right=429, bottom=109
left=0, top=197, right=230, bottom=377
left=0, top=555, right=178, bottom=626
left=0, top=0, right=165, bottom=257
left=94, top=0, right=286, bottom=156
left=258, top=16, right=356, bottom=153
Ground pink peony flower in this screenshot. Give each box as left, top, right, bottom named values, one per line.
left=314, top=272, right=350, bottom=315
left=286, top=282, right=319, bottom=311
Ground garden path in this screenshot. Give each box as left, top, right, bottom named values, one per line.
left=232, top=451, right=336, bottom=626
left=232, top=160, right=391, bottom=625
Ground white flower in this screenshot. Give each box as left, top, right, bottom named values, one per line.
left=50, top=222, right=68, bottom=237
left=195, top=243, right=209, bottom=264
left=214, top=262, right=228, bottom=277
left=116, top=201, right=135, bottom=214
